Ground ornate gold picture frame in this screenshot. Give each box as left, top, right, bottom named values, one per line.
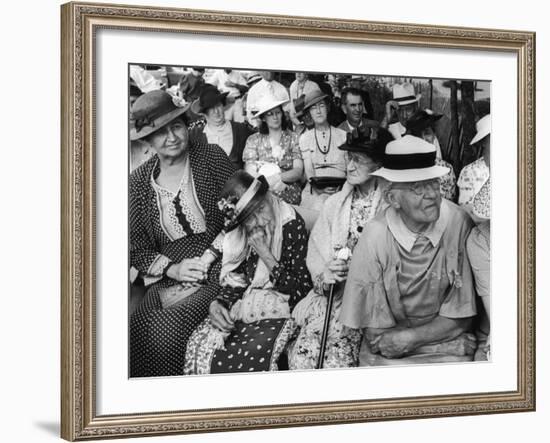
left=61, top=1, right=535, bottom=440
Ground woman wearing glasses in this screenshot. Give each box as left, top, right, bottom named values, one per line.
left=288, top=129, right=392, bottom=370
left=297, top=90, right=349, bottom=211
left=341, top=135, right=478, bottom=366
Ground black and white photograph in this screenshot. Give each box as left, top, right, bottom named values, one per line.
left=128, top=65, right=491, bottom=378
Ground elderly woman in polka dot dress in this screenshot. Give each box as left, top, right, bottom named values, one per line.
left=184, top=171, right=312, bottom=374
left=288, top=128, right=392, bottom=370
left=129, top=90, right=236, bottom=377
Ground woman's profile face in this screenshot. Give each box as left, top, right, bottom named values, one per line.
left=346, top=152, right=379, bottom=186
left=146, top=117, right=189, bottom=160
left=243, top=198, right=275, bottom=234
left=308, top=101, right=328, bottom=126
left=263, top=107, right=283, bottom=131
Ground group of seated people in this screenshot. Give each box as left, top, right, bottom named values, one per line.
left=129, top=71, right=491, bottom=377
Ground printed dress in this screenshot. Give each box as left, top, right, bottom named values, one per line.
left=288, top=184, right=384, bottom=369
left=242, top=130, right=303, bottom=205
left=129, top=143, right=235, bottom=377
left=184, top=214, right=313, bottom=374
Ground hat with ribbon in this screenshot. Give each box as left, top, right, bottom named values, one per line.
left=218, top=175, right=270, bottom=232
left=190, top=85, right=229, bottom=115
left=246, top=72, right=263, bottom=86
left=130, top=90, right=190, bottom=141
left=301, top=89, right=328, bottom=113
left=371, top=134, right=449, bottom=182
left=392, top=83, right=421, bottom=106
left=470, top=114, right=491, bottom=145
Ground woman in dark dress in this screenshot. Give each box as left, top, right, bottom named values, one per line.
left=185, top=172, right=312, bottom=374
left=129, top=90, right=235, bottom=377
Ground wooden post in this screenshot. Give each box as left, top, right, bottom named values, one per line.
left=460, top=81, right=477, bottom=166
left=448, top=80, right=460, bottom=175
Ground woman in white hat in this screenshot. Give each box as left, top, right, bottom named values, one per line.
left=340, top=135, right=478, bottom=366
left=242, top=95, right=304, bottom=205
left=457, top=114, right=491, bottom=205
left=297, top=89, right=349, bottom=211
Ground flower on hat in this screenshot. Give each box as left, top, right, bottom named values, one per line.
left=218, top=196, right=239, bottom=230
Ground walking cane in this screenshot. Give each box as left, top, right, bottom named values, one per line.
left=316, top=283, right=335, bottom=369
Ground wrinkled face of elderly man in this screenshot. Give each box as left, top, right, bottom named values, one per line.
left=387, top=178, right=442, bottom=232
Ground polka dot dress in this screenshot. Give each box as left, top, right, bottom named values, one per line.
left=184, top=214, right=313, bottom=374
left=129, top=142, right=236, bottom=377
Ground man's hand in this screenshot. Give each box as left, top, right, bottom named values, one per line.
left=369, top=328, right=415, bottom=358
left=385, top=100, right=400, bottom=121
left=440, top=333, right=477, bottom=356
left=209, top=300, right=235, bottom=332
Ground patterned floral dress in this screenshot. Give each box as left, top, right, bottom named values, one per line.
left=288, top=185, right=384, bottom=370
left=436, top=158, right=457, bottom=201
left=242, top=130, right=303, bottom=205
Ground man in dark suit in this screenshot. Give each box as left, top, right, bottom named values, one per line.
left=338, top=87, right=380, bottom=139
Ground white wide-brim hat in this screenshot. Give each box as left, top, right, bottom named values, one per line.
left=371, top=135, right=450, bottom=183
left=470, top=114, right=491, bottom=145
left=393, top=82, right=421, bottom=106
left=253, top=96, right=289, bottom=119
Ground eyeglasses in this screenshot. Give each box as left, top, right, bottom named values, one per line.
left=346, top=152, right=377, bottom=167
left=309, top=102, right=327, bottom=111
left=391, top=179, right=440, bottom=196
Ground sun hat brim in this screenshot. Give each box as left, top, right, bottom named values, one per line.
left=469, top=127, right=490, bottom=145
left=225, top=176, right=270, bottom=232
left=254, top=99, right=290, bottom=119
left=130, top=103, right=190, bottom=141
left=302, top=93, right=328, bottom=111
left=371, top=164, right=449, bottom=183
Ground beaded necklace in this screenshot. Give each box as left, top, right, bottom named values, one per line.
left=314, top=127, right=331, bottom=158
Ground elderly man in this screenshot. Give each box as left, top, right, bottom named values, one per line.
left=338, top=87, right=379, bottom=137
left=340, top=135, right=478, bottom=366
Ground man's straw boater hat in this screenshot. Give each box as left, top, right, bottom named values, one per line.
left=392, top=83, right=421, bottom=107
left=371, top=135, right=449, bottom=183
